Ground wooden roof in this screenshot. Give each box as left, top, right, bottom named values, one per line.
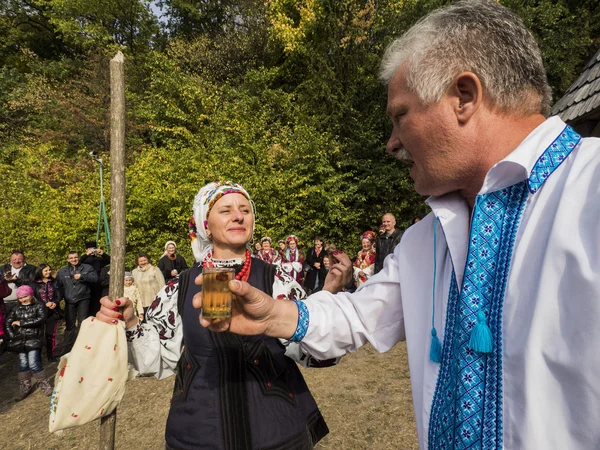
left=551, top=46, right=600, bottom=122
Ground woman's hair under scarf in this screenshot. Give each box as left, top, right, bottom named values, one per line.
left=189, top=181, right=254, bottom=263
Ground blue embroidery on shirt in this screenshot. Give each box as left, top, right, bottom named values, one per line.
left=290, top=299, right=309, bottom=342
left=428, top=125, right=581, bottom=450
left=528, top=126, right=581, bottom=194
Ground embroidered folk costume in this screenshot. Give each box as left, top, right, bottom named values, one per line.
left=257, top=236, right=282, bottom=265
left=281, top=235, right=305, bottom=285
left=126, top=181, right=328, bottom=450
left=353, top=230, right=377, bottom=287
left=295, top=118, right=600, bottom=449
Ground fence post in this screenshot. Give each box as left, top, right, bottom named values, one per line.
left=100, top=49, right=126, bottom=450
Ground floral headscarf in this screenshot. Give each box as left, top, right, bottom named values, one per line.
left=286, top=235, right=299, bottom=244
left=189, top=181, right=254, bottom=263
left=261, top=236, right=272, bottom=244
left=361, top=230, right=377, bottom=243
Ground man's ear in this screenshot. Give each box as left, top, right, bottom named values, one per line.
left=450, top=71, right=483, bottom=123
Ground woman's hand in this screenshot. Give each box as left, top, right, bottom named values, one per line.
left=47, top=302, right=56, bottom=309
left=323, top=251, right=353, bottom=294
left=96, top=296, right=138, bottom=328
left=12, top=320, right=20, bottom=327
left=192, top=275, right=298, bottom=338
left=171, top=269, right=178, bottom=277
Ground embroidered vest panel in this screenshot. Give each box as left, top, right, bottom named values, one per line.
left=428, top=126, right=581, bottom=450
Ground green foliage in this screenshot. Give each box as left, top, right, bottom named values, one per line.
left=0, top=0, right=598, bottom=267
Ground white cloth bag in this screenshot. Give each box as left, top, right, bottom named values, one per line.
left=49, top=317, right=128, bottom=432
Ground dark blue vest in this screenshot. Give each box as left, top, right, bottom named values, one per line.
left=165, top=259, right=328, bottom=450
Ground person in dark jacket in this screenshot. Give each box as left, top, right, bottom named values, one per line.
left=0, top=278, right=11, bottom=354
left=33, top=264, right=63, bottom=362
left=157, top=240, right=188, bottom=282
left=304, top=237, right=327, bottom=295
left=374, top=213, right=403, bottom=274
left=6, top=285, right=53, bottom=399
left=1, top=250, right=37, bottom=317
left=79, top=241, right=110, bottom=316
left=56, top=251, right=98, bottom=350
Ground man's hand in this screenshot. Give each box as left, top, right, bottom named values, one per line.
left=314, top=262, right=321, bottom=269
left=74, top=273, right=81, bottom=280
left=4, top=272, right=14, bottom=282
left=86, top=248, right=95, bottom=256
left=323, top=251, right=353, bottom=293
left=96, top=249, right=104, bottom=255
left=96, top=296, right=138, bottom=328
left=192, top=275, right=298, bottom=338
left=12, top=321, right=20, bottom=327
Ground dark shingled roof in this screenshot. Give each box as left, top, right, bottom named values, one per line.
left=551, top=46, right=600, bottom=122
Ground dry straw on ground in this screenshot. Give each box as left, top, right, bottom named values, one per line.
left=0, top=342, right=417, bottom=449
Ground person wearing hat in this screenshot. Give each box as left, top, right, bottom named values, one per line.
left=6, top=285, right=53, bottom=398
left=281, top=235, right=304, bottom=285
left=96, top=181, right=331, bottom=449
left=158, top=241, right=188, bottom=283
left=256, top=236, right=281, bottom=265
left=353, top=230, right=377, bottom=288
left=79, top=241, right=110, bottom=316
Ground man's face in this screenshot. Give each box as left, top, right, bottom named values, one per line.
left=385, top=64, right=468, bottom=196
left=67, top=253, right=79, bottom=266
left=10, top=253, right=24, bottom=269
left=382, top=215, right=395, bottom=233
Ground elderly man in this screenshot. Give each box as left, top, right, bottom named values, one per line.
left=375, top=213, right=403, bottom=274
left=0, top=251, right=37, bottom=316
left=101, top=1, right=600, bottom=448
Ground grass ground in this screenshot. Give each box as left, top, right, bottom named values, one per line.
left=0, top=341, right=417, bottom=450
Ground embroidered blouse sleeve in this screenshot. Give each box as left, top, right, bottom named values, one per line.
left=272, top=266, right=342, bottom=367
left=125, top=280, right=182, bottom=380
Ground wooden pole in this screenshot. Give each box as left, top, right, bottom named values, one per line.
left=100, top=50, right=126, bottom=450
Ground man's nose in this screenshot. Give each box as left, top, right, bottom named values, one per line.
left=386, top=133, right=402, bottom=155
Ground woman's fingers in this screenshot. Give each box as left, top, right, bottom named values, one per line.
left=96, top=296, right=127, bottom=324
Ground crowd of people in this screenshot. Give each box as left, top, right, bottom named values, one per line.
left=251, top=213, right=418, bottom=296
left=0, top=213, right=413, bottom=402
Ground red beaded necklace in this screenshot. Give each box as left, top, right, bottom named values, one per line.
left=202, top=249, right=252, bottom=282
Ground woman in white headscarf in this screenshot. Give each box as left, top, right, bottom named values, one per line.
left=96, top=181, right=331, bottom=450
left=157, top=240, right=188, bottom=282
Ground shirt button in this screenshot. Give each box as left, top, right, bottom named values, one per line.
left=253, top=359, right=259, bottom=365
left=186, top=364, right=191, bottom=370
left=267, top=382, right=272, bottom=388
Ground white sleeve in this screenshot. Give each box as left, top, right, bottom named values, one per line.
left=301, top=251, right=405, bottom=359
left=125, top=281, right=183, bottom=380
left=363, top=263, right=375, bottom=278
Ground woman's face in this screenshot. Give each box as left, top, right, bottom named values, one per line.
left=254, top=242, right=262, bottom=251
left=124, top=278, right=133, bottom=286
left=138, top=257, right=149, bottom=267
left=362, top=238, right=373, bottom=251
left=323, top=257, right=330, bottom=268
left=288, top=240, right=297, bottom=250
left=314, top=240, right=323, bottom=250
left=207, top=193, right=254, bottom=252
left=166, top=244, right=176, bottom=255
left=262, top=241, right=271, bottom=251
left=42, top=266, right=52, bottom=279
left=278, top=242, right=286, bottom=251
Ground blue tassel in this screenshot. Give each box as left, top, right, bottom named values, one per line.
left=430, top=328, right=442, bottom=363
left=469, top=311, right=493, bottom=354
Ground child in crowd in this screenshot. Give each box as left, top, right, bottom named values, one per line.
left=124, top=272, right=143, bottom=322
left=6, top=285, right=53, bottom=399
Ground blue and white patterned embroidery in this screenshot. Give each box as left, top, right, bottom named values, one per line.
left=428, top=125, right=581, bottom=450
left=528, top=126, right=581, bottom=194
left=290, top=299, right=309, bottom=342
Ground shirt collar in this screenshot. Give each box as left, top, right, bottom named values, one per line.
left=479, top=115, right=567, bottom=194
